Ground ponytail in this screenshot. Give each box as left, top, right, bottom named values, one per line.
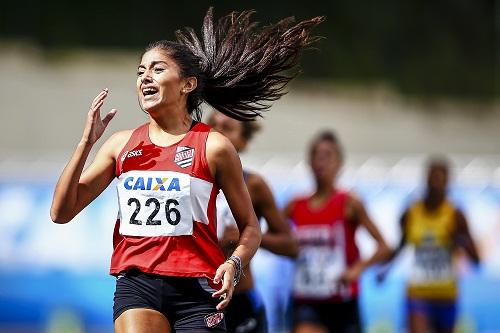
left=147, top=8, right=324, bottom=121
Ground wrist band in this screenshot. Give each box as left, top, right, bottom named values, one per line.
left=226, top=255, right=242, bottom=286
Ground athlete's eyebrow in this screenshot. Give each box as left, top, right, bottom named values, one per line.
left=138, top=61, right=169, bottom=70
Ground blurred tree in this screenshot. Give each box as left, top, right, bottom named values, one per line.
left=0, top=0, right=495, bottom=100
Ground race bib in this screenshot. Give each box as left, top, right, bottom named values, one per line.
left=410, top=245, right=454, bottom=284
left=294, top=223, right=347, bottom=299
left=294, top=245, right=346, bottom=298
left=117, top=170, right=193, bottom=237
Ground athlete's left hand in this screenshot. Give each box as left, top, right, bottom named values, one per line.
left=212, top=261, right=236, bottom=310
left=339, top=263, right=364, bottom=285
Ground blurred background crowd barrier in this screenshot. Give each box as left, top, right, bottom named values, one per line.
left=0, top=1, right=497, bottom=332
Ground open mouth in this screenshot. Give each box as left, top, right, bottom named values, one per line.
left=142, top=86, right=159, bottom=98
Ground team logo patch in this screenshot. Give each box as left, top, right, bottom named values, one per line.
left=204, top=312, right=224, bottom=328
left=174, top=146, right=194, bottom=168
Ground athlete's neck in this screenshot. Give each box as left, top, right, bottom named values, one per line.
left=314, top=183, right=335, bottom=198
left=309, top=186, right=335, bottom=210
left=149, top=106, right=192, bottom=132
left=148, top=111, right=193, bottom=147
left=424, top=190, right=445, bottom=211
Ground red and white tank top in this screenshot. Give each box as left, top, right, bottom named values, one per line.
left=290, top=190, right=360, bottom=302
left=110, top=122, right=225, bottom=279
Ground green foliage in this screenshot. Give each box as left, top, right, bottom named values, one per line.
left=0, top=0, right=495, bottom=100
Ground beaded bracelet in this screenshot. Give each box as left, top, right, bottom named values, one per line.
left=226, top=255, right=242, bottom=286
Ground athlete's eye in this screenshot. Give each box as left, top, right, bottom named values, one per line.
left=154, top=67, right=165, bottom=73
left=137, top=69, right=145, bottom=76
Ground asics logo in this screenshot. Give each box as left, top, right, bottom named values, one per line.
left=121, top=149, right=143, bottom=161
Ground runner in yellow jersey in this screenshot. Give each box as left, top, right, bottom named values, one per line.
left=379, top=158, right=479, bottom=333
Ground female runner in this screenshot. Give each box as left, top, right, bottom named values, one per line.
left=379, top=158, right=480, bottom=333
left=51, top=8, right=322, bottom=333
left=285, top=131, right=389, bottom=333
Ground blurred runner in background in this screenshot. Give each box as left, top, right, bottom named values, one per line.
left=209, top=110, right=299, bottom=333
left=285, top=131, right=390, bottom=333
left=378, top=158, right=480, bottom=333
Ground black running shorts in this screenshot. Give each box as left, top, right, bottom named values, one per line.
left=113, top=269, right=226, bottom=332
left=293, top=298, right=361, bottom=333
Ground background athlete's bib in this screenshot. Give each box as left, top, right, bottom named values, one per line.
left=294, top=223, right=347, bottom=299
left=117, top=170, right=193, bottom=237
left=410, top=243, right=454, bottom=284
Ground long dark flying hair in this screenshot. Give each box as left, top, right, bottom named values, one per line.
left=146, top=8, right=324, bottom=121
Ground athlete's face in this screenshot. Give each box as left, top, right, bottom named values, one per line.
left=209, top=112, right=248, bottom=152
left=310, top=140, right=342, bottom=185
left=427, top=165, right=448, bottom=194
left=136, top=48, right=195, bottom=114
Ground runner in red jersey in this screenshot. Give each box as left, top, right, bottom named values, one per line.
left=285, top=131, right=390, bottom=333
left=50, top=8, right=323, bottom=333
left=110, top=121, right=226, bottom=278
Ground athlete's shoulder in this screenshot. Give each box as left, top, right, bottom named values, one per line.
left=444, top=199, right=459, bottom=211
left=285, top=194, right=309, bottom=215
left=205, top=130, right=240, bottom=178
left=108, top=122, right=149, bottom=145
left=345, top=189, right=371, bottom=210
left=206, top=130, right=236, bottom=156
left=245, top=172, right=276, bottom=204
left=408, top=200, right=424, bottom=211
left=102, top=129, right=136, bottom=159
left=343, top=189, right=359, bottom=201
left=107, top=129, right=135, bottom=147
left=246, top=172, right=266, bottom=190
left=110, top=129, right=135, bottom=142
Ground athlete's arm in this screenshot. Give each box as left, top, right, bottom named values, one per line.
left=341, top=194, right=390, bottom=283
left=283, top=200, right=294, bottom=220
left=219, top=225, right=240, bottom=257
left=388, top=210, right=408, bottom=261
left=454, top=209, right=480, bottom=265
left=376, top=210, right=408, bottom=283
left=206, top=131, right=262, bottom=310
left=249, top=173, right=299, bottom=258
left=50, top=89, right=120, bottom=223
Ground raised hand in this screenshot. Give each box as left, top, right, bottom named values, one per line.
left=81, top=88, right=117, bottom=145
